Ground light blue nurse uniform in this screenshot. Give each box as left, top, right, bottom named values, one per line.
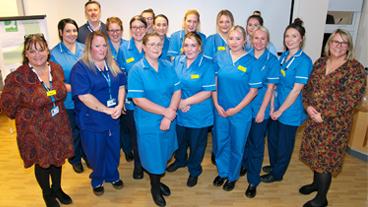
left=214, top=49, right=262, bottom=182
left=167, top=30, right=206, bottom=58
left=203, top=33, right=227, bottom=60
left=127, top=58, right=181, bottom=174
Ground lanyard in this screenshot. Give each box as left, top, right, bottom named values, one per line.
left=260, top=51, right=270, bottom=71
left=95, top=61, right=113, bottom=99
left=31, top=63, right=56, bottom=107
left=87, top=21, right=101, bottom=32
left=280, top=53, right=296, bottom=71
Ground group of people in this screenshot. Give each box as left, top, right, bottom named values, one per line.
left=0, top=1, right=366, bottom=207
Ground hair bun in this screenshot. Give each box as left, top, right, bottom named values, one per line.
left=293, top=18, right=304, bottom=26
left=253, top=10, right=261, bottom=16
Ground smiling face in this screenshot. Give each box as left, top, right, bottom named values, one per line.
left=85, top=3, right=101, bottom=24
left=246, top=18, right=261, bottom=36
left=252, top=29, right=268, bottom=52
left=61, top=23, right=78, bottom=45
left=107, top=22, right=122, bottom=43
left=328, top=33, right=349, bottom=59
left=184, top=14, right=199, bottom=33
left=130, top=20, right=147, bottom=41
left=217, top=15, right=232, bottom=34
left=143, top=35, right=163, bottom=60
left=25, top=42, right=49, bottom=67
left=183, top=36, right=201, bottom=61
left=153, top=16, right=168, bottom=37
left=91, top=35, right=107, bottom=62
left=142, top=12, right=154, bottom=31
left=228, top=28, right=246, bottom=52
left=284, top=28, right=303, bottom=51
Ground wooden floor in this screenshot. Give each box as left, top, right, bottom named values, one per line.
left=0, top=114, right=367, bottom=207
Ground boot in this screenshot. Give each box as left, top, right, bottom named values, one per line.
left=303, top=172, right=331, bottom=207
left=50, top=166, right=72, bottom=204
left=299, top=171, right=318, bottom=195
left=35, top=165, right=59, bottom=207
left=149, top=173, right=166, bottom=206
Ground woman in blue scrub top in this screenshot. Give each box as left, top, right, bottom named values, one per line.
left=243, top=26, right=280, bottom=198
left=245, top=12, right=277, bottom=56
left=167, top=9, right=206, bottom=59
left=153, top=14, right=170, bottom=61
left=212, top=26, right=262, bottom=192
left=117, top=15, right=148, bottom=180
left=70, top=31, right=126, bottom=196
left=106, top=16, right=134, bottom=162
left=50, top=18, right=86, bottom=174
left=203, top=9, right=234, bottom=60
left=167, top=32, right=216, bottom=187
left=203, top=9, right=234, bottom=166
left=128, top=32, right=181, bottom=207
left=260, top=18, right=312, bottom=184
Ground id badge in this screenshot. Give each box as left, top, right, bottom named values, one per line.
left=107, top=98, right=117, bottom=107
left=47, top=90, right=57, bottom=97
left=51, top=105, right=59, bottom=117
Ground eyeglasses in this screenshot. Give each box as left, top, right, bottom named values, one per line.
left=146, top=42, right=163, bottom=48
left=107, top=29, right=122, bottom=34
left=131, top=26, right=146, bottom=31
left=331, top=40, right=348, bottom=47
left=24, top=33, right=45, bottom=40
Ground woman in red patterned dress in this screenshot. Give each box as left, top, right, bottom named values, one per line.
left=0, top=34, right=74, bottom=207
left=299, top=29, right=366, bottom=207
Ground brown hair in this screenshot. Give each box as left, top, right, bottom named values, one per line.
left=142, top=32, right=161, bottom=45
left=324, top=29, right=354, bottom=60
left=283, top=18, right=306, bottom=49
left=183, top=9, right=200, bottom=31
left=106, top=16, right=123, bottom=31
left=84, top=0, right=101, bottom=8
left=183, top=32, right=203, bottom=49
left=82, top=31, right=120, bottom=76
left=22, top=33, right=50, bottom=65
left=216, top=10, right=234, bottom=28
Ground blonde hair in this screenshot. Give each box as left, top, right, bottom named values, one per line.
left=183, top=9, right=200, bottom=32
left=252, top=25, right=270, bottom=43
left=82, top=31, right=121, bottom=76
left=106, top=16, right=123, bottom=31
left=324, top=29, right=354, bottom=60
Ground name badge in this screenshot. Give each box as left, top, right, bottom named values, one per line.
left=47, top=90, right=57, bottom=97
left=217, top=46, right=226, bottom=51
left=280, top=69, right=286, bottom=77
left=126, top=57, right=135, bottom=63
left=237, top=65, right=247, bottom=72
left=51, top=105, right=59, bottom=117
left=107, top=98, right=117, bottom=107
left=191, top=74, right=200, bottom=79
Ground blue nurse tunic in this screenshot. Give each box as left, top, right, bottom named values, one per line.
left=214, top=49, right=262, bottom=182
left=203, top=33, right=227, bottom=60
left=127, top=58, right=181, bottom=174
left=167, top=30, right=206, bottom=58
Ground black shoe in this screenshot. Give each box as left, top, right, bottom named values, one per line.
left=223, top=180, right=236, bottom=191
left=260, top=173, right=282, bottom=183
left=160, top=183, right=171, bottom=196
left=43, top=194, right=60, bottom=207
left=211, top=153, right=216, bottom=166
left=71, top=162, right=84, bottom=173
left=262, top=165, right=272, bottom=173
left=125, top=151, right=134, bottom=162
left=52, top=188, right=72, bottom=204
left=299, top=184, right=318, bottom=195
left=133, top=167, right=144, bottom=180
left=187, top=176, right=198, bottom=187
left=166, top=162, right=184, bottom=172
left=245, top=184, right=257, bottom=198
left=112, top=179, right=124, bottom=189
left=240, top=167, right=247, bottom=176
left=84, top=158, right=92, bottom=169
left=213, top=176, right=226, bottom=186
left=151, top=188, right=166, bottom=206
left=303, top=199, right=328, bottom=207
left=93, top=185, right=104, bottom=196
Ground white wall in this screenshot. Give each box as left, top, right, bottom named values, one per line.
left=293, top=0, right=329, bottom=61
left=22, top=0, right=292, bottom=52
left=354, top=0, right=367, bottom=67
